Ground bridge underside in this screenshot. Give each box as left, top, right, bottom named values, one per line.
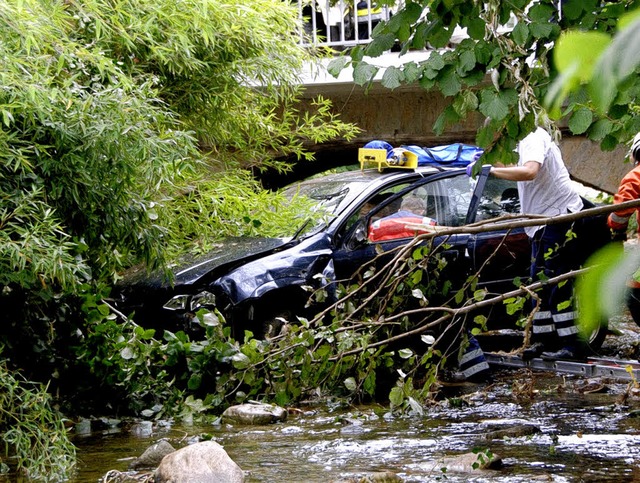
left=262, top=81, right=631, bottom=194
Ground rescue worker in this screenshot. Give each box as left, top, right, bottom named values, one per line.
left=607, top=132, right=640, bottom=326
left=468, top=126, right=585, bottom=360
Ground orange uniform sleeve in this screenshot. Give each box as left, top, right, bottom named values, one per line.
left=608, top=166, right=640, bottom=233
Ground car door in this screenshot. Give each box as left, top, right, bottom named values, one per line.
left=332, top=171, right=476, bottom=289
left=466, top=166, right=531, bottom=293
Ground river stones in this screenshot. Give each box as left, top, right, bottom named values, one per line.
left=437, top=451, right=503, bottom=472
left=129, top=439, right=176, bottom=470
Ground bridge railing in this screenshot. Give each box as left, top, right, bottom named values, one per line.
left=297, top=0, right=399, bottom=48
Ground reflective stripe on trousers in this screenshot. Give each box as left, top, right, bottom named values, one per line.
left=553, top=310, right=579, bottom=337
left=458, top=336, right=489, bottom=379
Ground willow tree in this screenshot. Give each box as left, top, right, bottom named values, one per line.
left=1, top=0, right=356, bottom=289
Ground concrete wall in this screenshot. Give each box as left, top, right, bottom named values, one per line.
left=296, top=81, right=632, bottom=194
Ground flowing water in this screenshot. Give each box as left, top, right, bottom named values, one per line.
left=68, top=315, right=640, bottom=482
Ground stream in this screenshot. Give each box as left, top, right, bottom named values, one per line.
left=69, top=314, right=640, bottom=482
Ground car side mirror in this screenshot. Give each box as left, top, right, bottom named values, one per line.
left=347, top=220, right=369, bottom=249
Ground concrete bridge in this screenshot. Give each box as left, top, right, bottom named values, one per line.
left=263, top=52, right=632, bottom=195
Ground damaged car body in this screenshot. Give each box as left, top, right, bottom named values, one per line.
left=112, top=164, right=611, bottom=347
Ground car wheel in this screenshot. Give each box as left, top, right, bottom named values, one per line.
left=246, top=299, right=307, bottom=340
left=579, top=317, right=609, bottom=354
left=626, top=287, right=640, bottom=329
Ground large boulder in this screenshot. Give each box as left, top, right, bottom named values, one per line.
left=154, top=441, right=244, bottom=483
left=222, top=402, right=287, bottom=425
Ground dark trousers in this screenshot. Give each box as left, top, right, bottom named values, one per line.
left=530, top=221, right=580, bottom=348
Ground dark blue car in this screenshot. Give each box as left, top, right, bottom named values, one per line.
left=112, top=164, right=611, bottom=350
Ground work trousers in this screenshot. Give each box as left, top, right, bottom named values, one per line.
left=529, top=221, right=580, bottom=349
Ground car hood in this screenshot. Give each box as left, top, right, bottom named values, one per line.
left=119, top=237, right=292, bottom=290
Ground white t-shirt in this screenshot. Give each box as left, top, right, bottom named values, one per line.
left=517, top=128, right=583, bottom=237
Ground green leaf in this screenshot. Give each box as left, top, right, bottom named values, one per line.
left=410, top=270, right=423, bottom=285
left=353, top=62, right=379, bottom=86
left=439, top=66, right=461, bottom=97
left=327, top=56, right=350, bottom=77
left=381, top=66, right=404, bottom=89
left=479, top=89, right=510, bottom=121
left=457, top=49, right=476, bottom=74
left=527, top=3, right=556, bottom=23
left=554, top=31, right=610, bottom=83
left=473, top=289, right=487, bottom=301
left=467, top=18, right=485, bottom=40
left=363, top=371, right=376, bottom=396
left=365, top=33, right=397, bottom=57
left=2, top=109, right=13, bottom=127
left=512, top=22, right=529, bottom=46
left=389, top=386, right=404, bottom=407
left=387, top=2, right=423, bottom=33
left=344, top=377, right=357, bottom=391
left=403, top=62, right=422, bottom=84
left=187, top=373, right=202, bottom=390
left=529, top=21, right=554, bottom=39
left=398, top=348, right=414, bottom=359
left=231, top=352, right=250, bottom=369
left=562, top=0, right=585, bottom=20
left=587, top=118, right=613, bottom=141
left=424, top=51, right=445, bottom=71
left=568, top=107, right=593, bottom=134
left=430, top=24, right=452, bottom=48
left=591, top=14, right=640, bottom=113
left=576, top=243, right=640, bottom=339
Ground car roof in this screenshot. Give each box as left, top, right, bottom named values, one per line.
left=283, top=165, right=465, bottom=237
left=296, top=165, right=449, bottom=184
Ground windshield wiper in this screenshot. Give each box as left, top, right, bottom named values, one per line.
left=290, top=219, right=312, bottom=241
left=310, top=187, right=349, bottom=201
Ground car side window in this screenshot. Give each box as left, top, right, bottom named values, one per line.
left=367, top=174, right=473, bottom=242
left=342, top=183, right=411, bottom=234
left=475, top=177, right=521, bottom=221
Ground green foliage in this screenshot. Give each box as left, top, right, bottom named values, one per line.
left=549, top=8, right=640, bottom=116
left=157, top=169, right=321, bottom=258
left=333, top=0, right=640, bottom=155
left=0, top=357, right=76, bottom=481
left=0, top=0, right=358, bottom=292
left=74, top=240, right=464, bottom=418
left=0, top=0, right=360, bottom=447
left=575, top=242, right=640, bottom=339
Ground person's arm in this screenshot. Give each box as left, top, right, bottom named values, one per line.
left=489, top=160, right=540, bottom=181
left=608, top=169, right=640, bottom=232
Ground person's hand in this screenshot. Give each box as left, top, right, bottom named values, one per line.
left=466, top=161, right=476, bottom=177
left=466, top=151, right=483, bottom=177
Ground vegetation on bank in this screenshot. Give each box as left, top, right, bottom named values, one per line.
left=2, top=0, right=640, bottom=480
left=0, top=0, right=356, bottom=478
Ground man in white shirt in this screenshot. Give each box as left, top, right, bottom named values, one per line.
left=479, top=127, right=584, bottom=360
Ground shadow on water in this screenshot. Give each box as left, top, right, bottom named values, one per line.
left=70, top=315, right=640, bottom=482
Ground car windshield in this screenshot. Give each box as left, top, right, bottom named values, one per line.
left=283, top=178, right=369, bottom=237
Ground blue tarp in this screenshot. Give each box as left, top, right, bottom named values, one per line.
left=363, top=140, right=483, bottom=167
left=401, top=143, right=483, bottom=167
